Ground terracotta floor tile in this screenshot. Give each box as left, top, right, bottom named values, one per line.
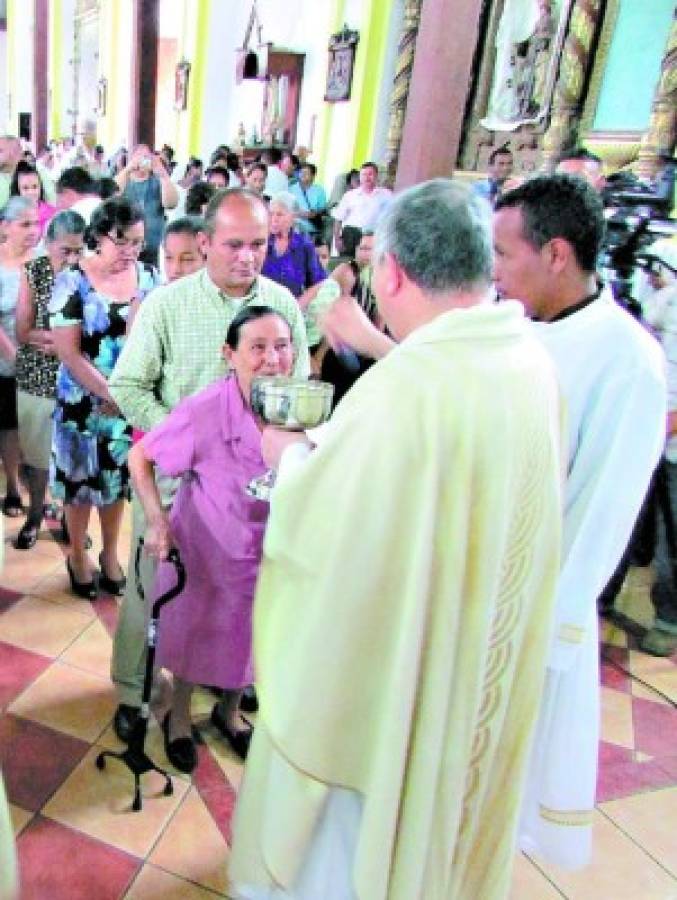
left=17, top=814, right=140, bottom=900
left=202, top=732, right=245, bottom=793
left=508, top=853, right=563, bottom=899
left=632, top=695, right=677, bottom=759
left=9, top=803, right=33, bottom=835
left=30, top=570, right=99, bottom=617
left=8, top=659, right=117, bottom=742
left=600, top=653, right=632, bottom=692
left=0, top=551, right=64, bottom=593
left=0, top=640, right=52, bottom=709
left=149, top=787, right=231, bottom=893
left=42, top=745, right=190, bottom=858
left=125, top=864, right=225, bottom=899
left=534, top=810, right=677, bottom=899
left=596, top=757, right=676, bottom=803
left=601, top=786, right=677, bottom=879
left=0, top=714, right=89, bottom=811
left=631, top=679, right=672, bottom=706
left=635, top=665, right=677, bottom=705
left=60, top=618, right=113, bottom=679
left=600, top=686, right=635, bottom=749
left=0, top=594, right=92, bottom=657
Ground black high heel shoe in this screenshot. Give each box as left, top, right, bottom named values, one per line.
left=66, top=557, right=97, bottom=600
left=210, top=704, right=253, bottom=760
left=98, top=552, right=126, bottom=596
left=15, top=518, right=41, bottom=550
left=162, top=712, right=197, bottom=774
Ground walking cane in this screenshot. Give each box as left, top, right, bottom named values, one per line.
left=96, top=539, right=186, bottom=812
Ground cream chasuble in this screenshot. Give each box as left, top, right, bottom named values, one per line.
left=230, top=301, right=562, bottom=900
left=520, top=291, right=667, bottom=868
left=0, top=519, right=16, bottom=900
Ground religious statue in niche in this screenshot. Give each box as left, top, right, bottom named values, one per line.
left=325, top=27, right=359, bottom=103
left=481, top=0, right=571, bottom=131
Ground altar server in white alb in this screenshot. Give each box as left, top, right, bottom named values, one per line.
left=493, top=173, right=667, bottom=868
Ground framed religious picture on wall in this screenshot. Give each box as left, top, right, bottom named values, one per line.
left=174, top=61, right=191, bottom=112
left=325, top=28, right=359, bottom=103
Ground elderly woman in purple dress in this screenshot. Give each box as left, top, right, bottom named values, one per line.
left=127, top=305, right=295, bottom=774
left=261, top=192, right=326, bottom=306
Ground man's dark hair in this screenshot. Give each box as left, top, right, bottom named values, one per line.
left=165, top=216, right=204, bottom=240
left=205, top=165, right=229, bottom=184
left=226, top=304, right=291, bottom=349
left=185, top=180, right=216, bottom=215
left=56, top=166, right=96, bottom=196
left=557, top=147, right=602, bottom=166
left=262, top=148, right=282, bottom=166
left=361, top=161, right=379, bottom=174
left=489, top=146, right=512, bottom=164
left=302, top=162, right=317, bottom=177
left=97, top=177, right=119, bottom=199
left=495, top=173, right=606, bottom=273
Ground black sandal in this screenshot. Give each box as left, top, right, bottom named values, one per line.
left=15, top=519, right=41, bottom=550
left=66, top=557, right=97, bottom=600
left=3, top=494, right=24, bottom=518
left=210, top=704, right=253, bottom=760
left=98, top=552, right=126, bottom=596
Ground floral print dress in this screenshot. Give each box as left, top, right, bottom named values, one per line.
left=49, top=263, right=159, bottom=506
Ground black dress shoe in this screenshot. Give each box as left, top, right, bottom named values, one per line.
left=210, top=703, right=253, bottom=760
left=15, top=519, right=41, bottom=550
left=66, top=557, right=97, bottom=600
left=240, top=685, right=259, bottom=713
left=98, top=552, right=126, bottom=596
left=162, top=712, right=197, bottom=774
left=113, top=703, right=140, bottom=743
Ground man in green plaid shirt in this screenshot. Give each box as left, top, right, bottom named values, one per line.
left=108, top=189, right=309, bottom=741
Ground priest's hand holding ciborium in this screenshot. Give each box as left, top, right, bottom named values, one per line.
left=246, top=376, right=334, bottom=501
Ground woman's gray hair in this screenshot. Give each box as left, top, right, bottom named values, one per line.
left=373, top=179, right=493, bottom=294
left=0, top=195, right=36, bottom=222
left=45, top=210, right=86, bottom=243
left=270, top=191, right=298, bottom=214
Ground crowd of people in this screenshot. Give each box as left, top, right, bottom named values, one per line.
left=0, top=125, right=675, bottom=899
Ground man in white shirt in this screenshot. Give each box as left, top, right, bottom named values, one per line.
left=332, top=161, right=392, bottom=257
left=263, top=148, right=294, bottom=196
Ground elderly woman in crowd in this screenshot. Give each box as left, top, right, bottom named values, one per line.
left=262, top=192, right=326, bottom=305
left=50, top=197, right=160, bottom=599
left=14, top=210, right=86, bottom=549
left=10, top=161, right=57, bottom=237
left=128, top=305, right=295, bottom=772
left=0, top=197, right=41, bottom=517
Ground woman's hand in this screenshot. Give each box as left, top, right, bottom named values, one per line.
left=144, top=514, right=175, bottom=562
left=261, top=427, right=311, bottom=469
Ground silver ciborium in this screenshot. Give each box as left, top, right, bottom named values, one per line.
left=246, top=377, right=334, bottom=501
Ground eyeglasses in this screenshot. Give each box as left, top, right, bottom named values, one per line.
left=105, top=234, right=144, bottom=251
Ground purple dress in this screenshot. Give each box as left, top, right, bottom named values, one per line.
left=143, top=375, right=269, bottom=688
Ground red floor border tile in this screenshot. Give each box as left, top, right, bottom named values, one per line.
left=0, top=642, right=52, bottom=709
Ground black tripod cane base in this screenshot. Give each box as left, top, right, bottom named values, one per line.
left=95, top=545, right=186, bottom=812
left=95, top=746, right=173, bottom=812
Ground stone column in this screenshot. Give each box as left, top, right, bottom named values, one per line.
left=129, top=0, right=159, bottom=147
left=33, top=0, right=49, bottom=150
left=541, top=0, right=604, bottom=170
left=394, top=0, right=485, bottom=189
left=382, top=0, right=422, bottom=188
left=637, top=16, right=676, bottom=178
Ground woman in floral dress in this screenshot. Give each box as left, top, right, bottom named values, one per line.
left=50, top=198, right=159, bottom=598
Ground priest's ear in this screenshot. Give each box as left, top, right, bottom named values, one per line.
left=377, top=251, right=405, bottom=298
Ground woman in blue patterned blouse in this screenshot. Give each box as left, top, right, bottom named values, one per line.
left=49, top=198, right=160, bottom=599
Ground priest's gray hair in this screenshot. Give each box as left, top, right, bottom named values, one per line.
left=373, top=179, right=493, bottom=294
left=0, top=196, right=35, bottom=222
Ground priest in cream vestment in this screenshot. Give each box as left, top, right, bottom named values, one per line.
left=229, top=180, right=563, bottom=900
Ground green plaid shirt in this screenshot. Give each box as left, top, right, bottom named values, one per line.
left=109, top=268, right=309, bottom=431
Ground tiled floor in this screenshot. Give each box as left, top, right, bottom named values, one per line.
left=1, top=510, right=676, bottom=898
